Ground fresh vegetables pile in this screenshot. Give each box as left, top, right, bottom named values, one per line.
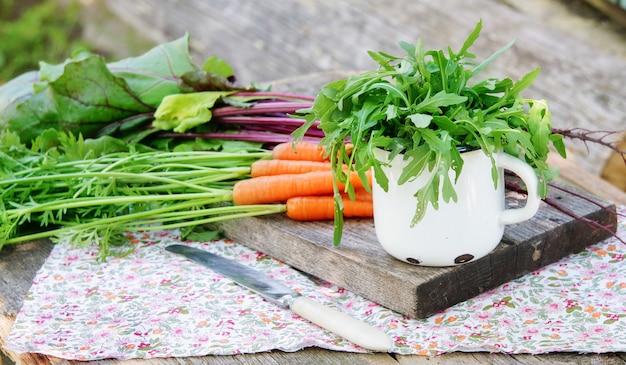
left=0, top=131, right=371, bottom=258
left=0, top=34, right=328, bottom=258
left=0, top=130, right=286, bottom=259
left=152, top=91, right=321, bottom=148
left=0, top=34, right=317, bottom=150
left=1, top=28, right=624, bottom=259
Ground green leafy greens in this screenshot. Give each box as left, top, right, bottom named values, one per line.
left=0, top=130, right=285, bottom=260
left=0, top=35, right=253, bottom=145
left=294, top=20, right=567, bottom=245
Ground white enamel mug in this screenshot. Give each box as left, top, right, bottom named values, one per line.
left=372, top=148, right=541, bottom=266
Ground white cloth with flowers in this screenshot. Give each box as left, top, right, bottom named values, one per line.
left=4, top=207, right=626, bottom=360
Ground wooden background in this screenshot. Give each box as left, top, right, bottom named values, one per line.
left=98, top=0, right=626, bottom=181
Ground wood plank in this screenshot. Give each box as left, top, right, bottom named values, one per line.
left=213, top=182, right=617, bottom=319
left=548, top=153, right=626, bottom=206
left=584, top=0, right=626, bottom=28
left=0, top=240, right=53, bottom=314
left=102, top=0, right=626, bottom=177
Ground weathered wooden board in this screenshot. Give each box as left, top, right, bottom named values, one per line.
left=214, top=182, right=617, bottom=319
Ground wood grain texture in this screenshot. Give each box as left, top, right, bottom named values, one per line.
left=103, top=0, right=626, bottom=177
left=213, top=181, right=617, bottom=319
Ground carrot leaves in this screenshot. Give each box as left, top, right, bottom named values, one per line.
left=0, top=129, right=282, bottom=260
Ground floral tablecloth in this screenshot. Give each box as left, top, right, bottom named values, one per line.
left=5, top=206, right=626, bottom=360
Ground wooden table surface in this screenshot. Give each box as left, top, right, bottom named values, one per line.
left=100, top=0, right=626, bottom=179
left=3, top=0, right=626, bottom=364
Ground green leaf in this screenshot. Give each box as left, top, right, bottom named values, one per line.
left=471, top=39, right=515, bottom=77
left=371, top=160, right=389, bottom=192
left=550, top=133, right=567, bottom=158
left=107, top=34, right=199, bottom=107
left=2, top=56, right=154, bottom=144
left=202, top=56, right=234, bottom=77
left=432, top=115, right=457, bottom=132
left=457, top=19, right=482, bottom=59
left=152, top=91, right=233, bottom=133
left=367, top=51, right=395, bottom=71
left=0, top=71, right=38, bottom=116
left=398, top=145, right=432, bottom=185
left=385, top=104, right=399, bottom=120
left=441, top=173, right=457, bottom=203
left=414, top=90, right=467, bottom=114
left=0, top=35, right=201, bottom=144
left=527, top=100, right=552, bottom=157
left=510, top=67, right=540, bottom=96
left=178, top=70, right=251, bottom=93
left=407, top=114, right=432, bottom=128
left=411, top=181, right=434, bottom=226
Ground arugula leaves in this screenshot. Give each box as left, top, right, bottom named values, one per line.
left=295, top=20, right=567, bottom=245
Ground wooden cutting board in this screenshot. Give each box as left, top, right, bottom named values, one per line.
left=214, top=181, right=617, bottom=319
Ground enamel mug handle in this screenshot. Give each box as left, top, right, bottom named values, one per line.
left=496, top=151, right=541, bottom=225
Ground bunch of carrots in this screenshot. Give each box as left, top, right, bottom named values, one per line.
left=232, top=141, right=374, bottom=221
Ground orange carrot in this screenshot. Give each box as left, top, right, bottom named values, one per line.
left=285, top=195, right=373, bottom=221
left=272, top=141, right=327, bottom=161
left=250, top=159, right=333, bottom=177
left=271, top=141, right=354, bottom=161
left=342, top=188, right=373, bottom=202
left=232, top=170, right=372, bottom=205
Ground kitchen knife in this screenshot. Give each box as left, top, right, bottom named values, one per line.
left=164, top=244, right=393, bottom=352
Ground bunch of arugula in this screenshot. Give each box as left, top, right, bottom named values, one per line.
left=295, top=20, right=567, bottom=245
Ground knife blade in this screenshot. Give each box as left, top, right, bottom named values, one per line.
left=164, top=244, right=392, bottom=352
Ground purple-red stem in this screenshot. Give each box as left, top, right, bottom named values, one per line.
left=548, top=182, right=625, bottom=218
left=505, top=179, right=624, bottom=244
left=212, top=102, right=313, bottom=117
left=232, top=123, right=325, bottom=137
left=157, top=131, right=321, bottom=144
left=232, top=91, right=316, bottom=101
left=216, top=116, right=320, bottom=129
left=553, top=127, right=626, bottom=164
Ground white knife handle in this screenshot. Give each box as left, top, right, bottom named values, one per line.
left=290, top=296, right=393, bottom=352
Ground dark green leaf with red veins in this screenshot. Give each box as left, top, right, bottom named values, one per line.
left=106, top=34, right=199, bottom=107
left=0, top=35, right=199, bottom=144
left=6, top=56, right=154, bottom=144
